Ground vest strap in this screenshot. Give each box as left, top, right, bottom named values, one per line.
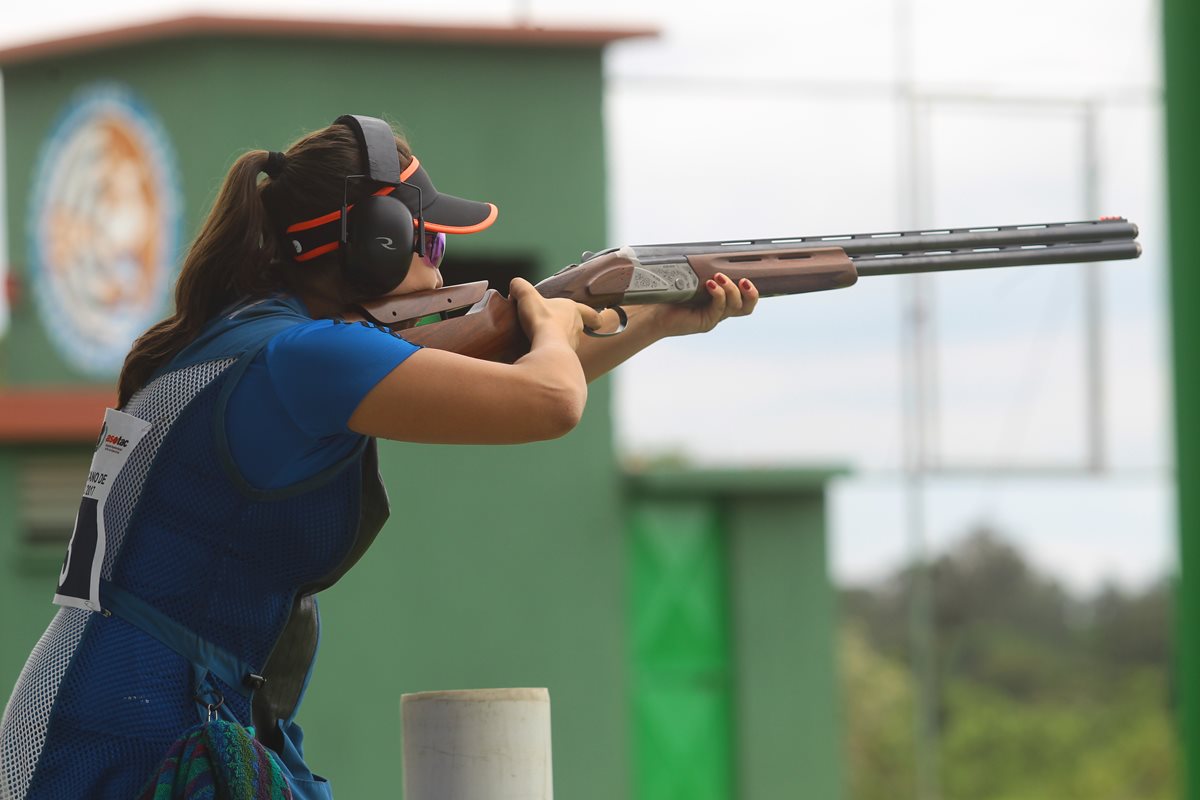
left=101, top=580, right=260, bottom=698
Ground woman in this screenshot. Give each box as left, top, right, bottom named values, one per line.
left=0, top=115, right=757, bottom=799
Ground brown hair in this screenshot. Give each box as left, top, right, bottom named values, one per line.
left=116, top=123, right=412, bottom=406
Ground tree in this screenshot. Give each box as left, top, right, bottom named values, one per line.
left=839, top=525, right=1179, bottom=800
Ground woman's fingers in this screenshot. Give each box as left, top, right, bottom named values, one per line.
left=576, top=303, right=605, bottom=331
left=705, top=275, right=729, bottom=323
left=591, top=307, right=624, bottom=333
left=708, top=273, right=761, bottom=322
left=737, top=278, right=760, bottom=316
left=716, top=273, right=743, bottom=315
left=511, top=277, right=558, bottom=341
left=512, top=281, right=600, bottom=330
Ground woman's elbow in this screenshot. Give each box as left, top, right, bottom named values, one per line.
left=532, top=382, right=587, bottom=440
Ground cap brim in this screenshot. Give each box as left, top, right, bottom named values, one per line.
left=402, top=158, right=498, bottom=234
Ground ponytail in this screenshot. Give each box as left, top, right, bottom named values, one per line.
left=117, top=150, right=276, bottom=406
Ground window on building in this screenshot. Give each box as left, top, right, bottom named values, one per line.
left=19, top=449, right=89, bottom=546
left=438, top=254, right=536, bottom=318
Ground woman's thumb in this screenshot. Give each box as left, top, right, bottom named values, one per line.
left=509, top=277, right=533, bottom=299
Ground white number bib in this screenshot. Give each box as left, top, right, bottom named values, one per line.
left=53, top=408, right=152, bottom=612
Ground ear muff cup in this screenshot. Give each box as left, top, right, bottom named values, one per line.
left=343, top=194, right=416, bottom=296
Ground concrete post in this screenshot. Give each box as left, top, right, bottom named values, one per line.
left=401, top=688, right=553, bottom=800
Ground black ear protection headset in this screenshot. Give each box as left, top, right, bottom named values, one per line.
left=334, top=114, right=427, bottom=296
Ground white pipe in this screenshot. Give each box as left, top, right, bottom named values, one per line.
left=401, top=687, right=553, bottom=800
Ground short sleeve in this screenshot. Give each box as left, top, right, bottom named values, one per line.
left=264, top=319, right=421, bottom=438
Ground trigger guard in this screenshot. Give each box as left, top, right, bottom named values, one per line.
left=583, top=306, right=629, bottom=338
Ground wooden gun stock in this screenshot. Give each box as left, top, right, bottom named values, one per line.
left=354, top=281, right=490, bottom=324
left=398, top=290, right=530, bottom=363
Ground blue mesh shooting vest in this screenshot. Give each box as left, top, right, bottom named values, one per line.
left=0, top=297, right=390, bottom=800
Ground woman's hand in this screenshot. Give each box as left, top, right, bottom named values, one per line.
left=349, top=278, right=600, bottom=446
left=642, top=272, right=760, bottom=338
left=572, top=273, right=759, bottom=382
left=510, top=277, right=603, bottom=350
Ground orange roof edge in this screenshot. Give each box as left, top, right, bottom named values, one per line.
left=0, top=388, right=115, bottom=443
left=0, top=14, right=659, bottom=66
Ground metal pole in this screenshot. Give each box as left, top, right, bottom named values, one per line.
left=895, top=0, right=940, bottom=795
left=1081, top=102, right=1107, bottom=473
left=904, top=273, right=941, bottom=800
left=921, top=100, right=942, bottom=474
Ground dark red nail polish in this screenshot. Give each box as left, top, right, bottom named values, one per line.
left=707, top=280, right=717, bottom=290
left=716, top=274, right=727, bottom=285
left=740, top=279, right=751, bottom=290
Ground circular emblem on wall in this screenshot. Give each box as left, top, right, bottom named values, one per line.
left=27, top=84, right=181, bottom=376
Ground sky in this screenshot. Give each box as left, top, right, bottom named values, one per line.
left=603, top=0, right=1170, bottom=594
left=0, top=0, right=1172, bottom=594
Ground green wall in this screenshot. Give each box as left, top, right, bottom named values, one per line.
left=1164, top=0, right=1200, bottom=797
left=1, top=32, right=624, bottom=800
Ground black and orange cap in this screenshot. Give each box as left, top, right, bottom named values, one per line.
left=401, top=156, right=499, bottom=234
left=285, top=154, right=498, bottom=262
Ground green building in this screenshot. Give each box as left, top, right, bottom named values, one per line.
left=0, top=16, right=843, bottom=799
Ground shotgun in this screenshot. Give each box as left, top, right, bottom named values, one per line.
left=351, top=218, right=1142, bottom=363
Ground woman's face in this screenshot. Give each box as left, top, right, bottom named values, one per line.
left=389, top=251, right=442, bottom=294
left=388, top=253, right=441, bottom=293
left=388, top=230, right=446, bottom=295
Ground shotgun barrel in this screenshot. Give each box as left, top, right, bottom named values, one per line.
left=620, top=218, right=1140, bottom=263
left=850, top=239, right=1142, bottom=277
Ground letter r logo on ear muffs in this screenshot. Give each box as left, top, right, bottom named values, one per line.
left=342, top=192, right=415, bottom=295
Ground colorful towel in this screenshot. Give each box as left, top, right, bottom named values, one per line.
left=137, top=720, right=294, bottom=800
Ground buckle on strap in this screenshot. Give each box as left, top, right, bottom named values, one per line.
left=100, top=580, right=264, bottom=697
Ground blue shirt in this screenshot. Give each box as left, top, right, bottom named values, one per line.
left=225, top=296, right=420, bottom=489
